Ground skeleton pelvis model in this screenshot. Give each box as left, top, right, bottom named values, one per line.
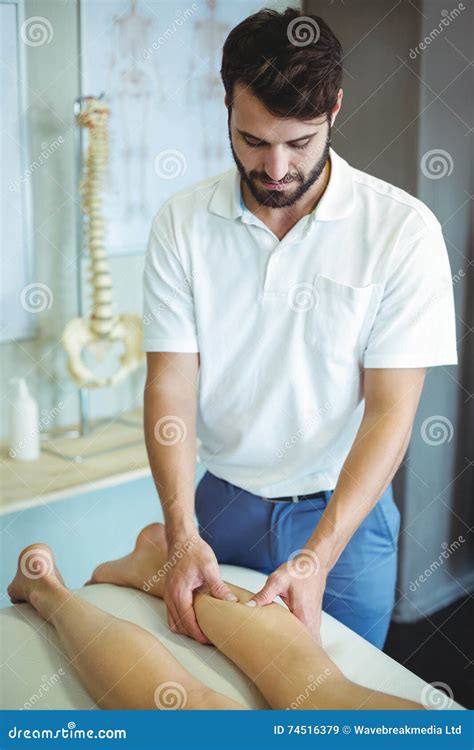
left=62, top=96, right=144, bottom=389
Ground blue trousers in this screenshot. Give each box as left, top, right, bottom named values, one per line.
left=195, top=470, right=401, bottom=650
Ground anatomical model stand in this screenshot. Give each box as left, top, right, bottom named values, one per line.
left=46, top=96, right=145, bottom=461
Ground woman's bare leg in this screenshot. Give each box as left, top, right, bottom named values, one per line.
left=7, top=544, right=244, bottom=711
left=90, top=523, right=424, bottom=711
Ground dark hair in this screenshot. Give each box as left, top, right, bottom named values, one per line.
left=221, top=6, right=343, bottom=120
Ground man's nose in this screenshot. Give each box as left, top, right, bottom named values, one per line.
left=263, top=147, right=290, bottom=182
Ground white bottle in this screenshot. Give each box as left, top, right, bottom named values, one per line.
left=9, top=377, right=41, bottom=461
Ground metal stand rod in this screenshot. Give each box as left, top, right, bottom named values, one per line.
left=74, top=95, right=90, bottom=436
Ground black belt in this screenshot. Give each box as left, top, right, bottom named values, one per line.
left=261, top=490, right=326, bottom=504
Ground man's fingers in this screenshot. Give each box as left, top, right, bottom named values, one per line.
left=206, top=576, right=239, bottom=602
left=174, top=588, right=211, bottom=644
left=290, top=601, right=321, bottom=642
left=166, top=610, right=177, bottom=633
left=164, top=594, right=181, bottom=634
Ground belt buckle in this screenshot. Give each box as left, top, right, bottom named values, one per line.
left=261, top=495, right=300, bottom=503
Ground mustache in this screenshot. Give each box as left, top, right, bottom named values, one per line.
left=252, top=173, right=301, bottom=184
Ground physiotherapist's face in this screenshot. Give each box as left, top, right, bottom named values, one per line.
left=226, top=82, right=332, bottom=209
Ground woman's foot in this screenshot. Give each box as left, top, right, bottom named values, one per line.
left=7, top=543, right=67, bottom=621
left=86, top=523, right=169, bottom=597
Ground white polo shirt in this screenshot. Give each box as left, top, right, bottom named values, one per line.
left=143, top=147, right=458, bottom=497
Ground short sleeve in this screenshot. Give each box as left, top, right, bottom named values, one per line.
left=363, top=223, right=458, bottom=368
left=142, top=215, right=199, bottom=352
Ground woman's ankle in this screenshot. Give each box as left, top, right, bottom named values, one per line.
left=29, top=578, right=69, bottom=621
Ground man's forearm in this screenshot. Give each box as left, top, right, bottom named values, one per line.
left=144, top=385, right=198, bottom=544
left=306, top=408, right=412, bottom=572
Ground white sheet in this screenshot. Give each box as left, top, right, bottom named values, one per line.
left=0, top=564, right=465, bottom=710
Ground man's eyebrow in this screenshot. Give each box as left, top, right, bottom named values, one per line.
left=236, top=128, right=318, bottom=144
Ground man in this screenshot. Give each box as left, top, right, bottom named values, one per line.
left=142, top=7, right=457, bottom=649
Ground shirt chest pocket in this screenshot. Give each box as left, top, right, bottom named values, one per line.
left=303, top=274, right=382, bottom=365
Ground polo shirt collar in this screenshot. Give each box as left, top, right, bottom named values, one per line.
left=208, top=146, right=355, bottom=222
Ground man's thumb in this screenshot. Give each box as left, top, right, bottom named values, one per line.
left=207, top=575, right=239, bottom=602
left=246, top=582, right=277, bottom=607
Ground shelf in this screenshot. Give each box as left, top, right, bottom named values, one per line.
left=0, top=409, right=150, bottom=516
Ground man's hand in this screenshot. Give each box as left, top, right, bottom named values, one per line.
left=164, top=535, right=238, bottom=645
left=246, top=549, right=326, bottom=643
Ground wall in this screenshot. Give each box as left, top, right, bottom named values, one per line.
left=0, top=463, right=207, bottom=606
left=305, top=0, right=473, bottom=620
left=1, top=0, right=156, bottom=441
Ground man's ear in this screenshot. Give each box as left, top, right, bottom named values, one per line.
left=224, top=93, right=229, bottom=108
left=330, top=88, right=343, bottom=126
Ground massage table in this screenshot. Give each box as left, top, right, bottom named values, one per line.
left=0, top=564, right=465, bottom=710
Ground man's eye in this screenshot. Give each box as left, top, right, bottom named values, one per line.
left=291, top=142, right=310, bottom=151
left=244, top=138, right=310, bottom=150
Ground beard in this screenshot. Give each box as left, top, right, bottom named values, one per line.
left=227, top=111, right=332, bottom=209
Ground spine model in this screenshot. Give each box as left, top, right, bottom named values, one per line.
left=61, top=96, right=144, bottom=389
left=77, top=99, right=114, bottom=337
